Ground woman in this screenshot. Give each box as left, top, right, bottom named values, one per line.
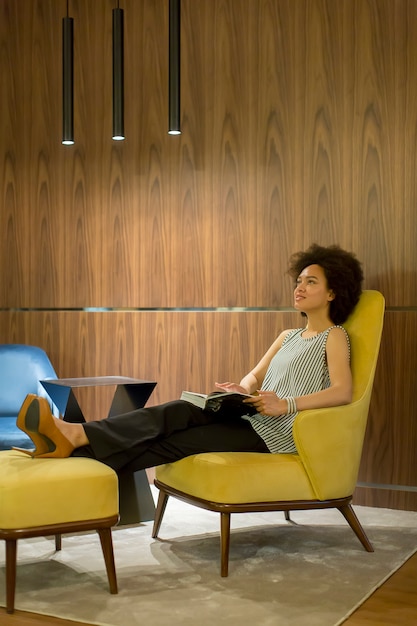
left=16, top=243, right=363, bottom=473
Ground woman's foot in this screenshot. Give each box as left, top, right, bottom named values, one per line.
left=15, top=394, right=75, bottom=458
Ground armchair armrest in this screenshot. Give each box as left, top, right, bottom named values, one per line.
left=293, top=399, right=369, bottom=501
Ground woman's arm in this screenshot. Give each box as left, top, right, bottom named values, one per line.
left=245, top=326, right=352, bottom=416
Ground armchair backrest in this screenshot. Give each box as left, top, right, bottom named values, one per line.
left=343, top=290, right=385, bottom=405
left=293, top=290, right=385, bottom=500
left=0, top=344, right=58, bottom=417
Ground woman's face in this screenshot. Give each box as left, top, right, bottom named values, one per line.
left=293, top=264, right=335, bottom=315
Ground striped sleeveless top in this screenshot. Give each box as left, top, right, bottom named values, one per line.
left=243, top=325, right=350, bottom=454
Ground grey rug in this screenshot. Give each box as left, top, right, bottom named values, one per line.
left=1, top=487, right=417, bottom=626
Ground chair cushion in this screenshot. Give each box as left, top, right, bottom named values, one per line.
left=155, top=452, right=317, bottom=503
left=0, top=450, right=118, bottom=529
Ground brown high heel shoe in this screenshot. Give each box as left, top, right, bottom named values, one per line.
left=14, top=394, right=50, bottom=456
left=14, top=394, right=74, bottom=458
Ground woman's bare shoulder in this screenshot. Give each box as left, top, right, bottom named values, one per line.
left=277, top=328, right=298, bottom=344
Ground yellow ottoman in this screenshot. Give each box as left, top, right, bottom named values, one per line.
left=0, top=449, right=119, bottom=613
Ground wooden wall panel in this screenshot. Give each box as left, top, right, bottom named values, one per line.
left=351, top=0, right=396, bottom=297
left=358, top=313, right=417, bottom=480
left=1, top=0, right=417, bottom=509
left=1, top=0, right=416, bottom=308
left=1, top=0, right=25, bottom=305
left=0, top=309, right=298, bottom=419
left=254, top=1, right=297, bottom=305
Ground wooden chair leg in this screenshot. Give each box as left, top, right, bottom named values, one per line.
left=97, top=528, right=118, bottom=594
left=5, top=539, right=17, bottom=614
left=152, top=491, right=169, bottom=538
left=338, top=504, right=374, bottom=552
left=55, top=534, right=62, bottom=551
left=284, top=510, right=291, bottom=522
left=220, top=512, right=231, bottom=577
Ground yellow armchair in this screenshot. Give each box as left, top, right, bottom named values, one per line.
left=152, top=290, right=385, bottom=576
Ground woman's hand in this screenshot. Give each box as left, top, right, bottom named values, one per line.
left=214, top=382, right=249, bottom=394
left=216, top=383, right=288, bottom=416
left=243, top=391, right=286, bottom=416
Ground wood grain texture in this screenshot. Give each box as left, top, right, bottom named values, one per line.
left=354, top=486, right=417, bottom=511
left=0, top=309, right=298, bottom=419
left=358, top=312, right=417, bottom=486
left=0, top=0, right=25, bottom=305
left=254, top=0, right=296, bottom=305
left=1, top=0, right=417, bottom=307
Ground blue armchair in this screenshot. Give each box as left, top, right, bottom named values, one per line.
left=0, top=344, right=59, bottom=451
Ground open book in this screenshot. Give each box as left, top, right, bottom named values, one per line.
left=180, top=390, right=257, bottom=415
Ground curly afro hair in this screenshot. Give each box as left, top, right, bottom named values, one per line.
left=287, top=244, right=364, bottom=324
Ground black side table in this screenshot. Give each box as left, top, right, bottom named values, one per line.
left=41, top=376, right=157, bottom=525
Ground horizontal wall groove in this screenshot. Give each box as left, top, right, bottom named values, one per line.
left=0, top=307, right=298, bottom=312
left=0, top=306, right=416, bottom=313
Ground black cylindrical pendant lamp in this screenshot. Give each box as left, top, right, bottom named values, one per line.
left=112, top=5, right=125, bottom=140
left=62, top=14, right=74, bottom=145
left=168, top=0, right=181, bottom=135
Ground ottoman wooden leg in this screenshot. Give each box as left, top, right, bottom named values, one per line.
left=5, top=538, right=17, bottom=613
left=97, top=527, right=118, bottom=594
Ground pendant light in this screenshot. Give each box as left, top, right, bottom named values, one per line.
left=112, top=1, right=125, bottom=140
left=168, top=0, right=181, bottom=135
left=62, top=1, right=74, bottom=145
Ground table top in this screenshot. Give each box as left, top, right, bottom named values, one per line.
left=41, top=376, right=157, bottom=388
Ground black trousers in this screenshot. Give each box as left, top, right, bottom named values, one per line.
left=73, top=400, right=269, bottom=472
